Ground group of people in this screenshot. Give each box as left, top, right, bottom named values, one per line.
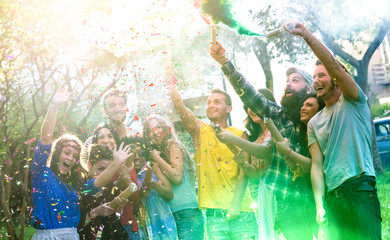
left=30, top=21, right=381, bottom=240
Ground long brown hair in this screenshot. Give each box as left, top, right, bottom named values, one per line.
left=48, top=134, right=86, bottom=191
left=143, top=115, right=196, bottom=182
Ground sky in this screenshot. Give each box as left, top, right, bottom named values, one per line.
left=22, top=0, right=389, bottom=130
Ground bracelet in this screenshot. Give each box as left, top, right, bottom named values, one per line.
left=220, top=57, right=229, bottom=66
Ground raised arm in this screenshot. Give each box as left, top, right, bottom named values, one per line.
left=310, top=142, right=326, bottom=224
left=164, top=59, right=202, bottom=139
left=209, top=41, right=284, bottom=120
left=216, top=129, right=272, bottom=159
left=94, top=143, right=132, bottom=188
left=40, top=89, right=71, bottom=145
left=150, top=143, right=184, bottom=185
left=285, top=22, right=358, bottom=99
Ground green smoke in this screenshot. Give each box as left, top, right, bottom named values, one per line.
left=201, top=0, right=261, bottom=36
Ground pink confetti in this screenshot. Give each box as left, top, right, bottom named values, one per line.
left=6, top=54, right=14, bottom=59
left=24, top=138, right=36, bottom=144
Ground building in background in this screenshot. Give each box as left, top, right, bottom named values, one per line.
left=369, top=33, right=390, bottom=104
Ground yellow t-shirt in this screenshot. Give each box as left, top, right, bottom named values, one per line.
left=195, top=123, right=253, bottom=212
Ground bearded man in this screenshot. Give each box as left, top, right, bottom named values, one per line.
left=210, top=42, right=318, bottom=240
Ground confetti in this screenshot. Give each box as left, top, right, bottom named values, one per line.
left=24, top=138, right=36, bottom=144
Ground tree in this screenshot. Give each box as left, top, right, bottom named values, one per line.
left=0, top=1, right=126, bottom=238
left=288, top=0, right=390, bottom=94
left=286, top=0, right=389, bottom=173
left=250, top=5, right=313, bottom=93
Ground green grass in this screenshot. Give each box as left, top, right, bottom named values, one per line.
left=378, top=171, right=390, bottom=240
left=0, top=173, right=389, bottom=239
left=0, top=225, right=35, bottom=239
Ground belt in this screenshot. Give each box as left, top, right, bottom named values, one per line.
left=34, top=227, right=78, bottom=235
left=327, top=180, right=375, bottom=199
left=206, top=209, right=227, bottom=218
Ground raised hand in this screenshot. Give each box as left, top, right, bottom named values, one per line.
left=51, top=88, right=72, bottom=106
left=41, top=88, right=72, bottom=144
left=163, top=55, right=177, bottom=87
left=113, top=142, right=133, bottom=165
left=209, top=41, right=228, bottom=66
left=283, top=21, right=306, bottom=38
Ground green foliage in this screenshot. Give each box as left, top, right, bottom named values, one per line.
left=377, top=171, right=390, bottom=239
left=251, top=5, right=312, bottom=64
left=371, top=103, right=390, bottom=119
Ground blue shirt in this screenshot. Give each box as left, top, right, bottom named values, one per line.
left=31, top=140, right=80, bottom=229
left=308, top=87, right=375, bottom=192
left=137, top=166, right=178, bottom=240
left=82, top=178, right=100, bottom=196
left=168, top=150, right=198, bottom=213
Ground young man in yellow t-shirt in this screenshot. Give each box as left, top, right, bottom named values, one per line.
left=165, top=68, right=257, bottom=240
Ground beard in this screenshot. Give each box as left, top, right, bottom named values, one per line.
left=281, top=88, right=310, bottom=124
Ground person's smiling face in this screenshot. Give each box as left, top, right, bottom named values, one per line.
left=300, top=97, right=320, bottom=125
left=58, top=141, right=80, bottom=174
left=96, top=127, right=116, bottom=149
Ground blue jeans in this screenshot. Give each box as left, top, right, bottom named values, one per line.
left=173, top=208, right=205, bottom=240
left=275, top=194, right=317, bottom=240
left=206, top=209, right=258, bottom=240
left=325, top=177, right=382, bottom=240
